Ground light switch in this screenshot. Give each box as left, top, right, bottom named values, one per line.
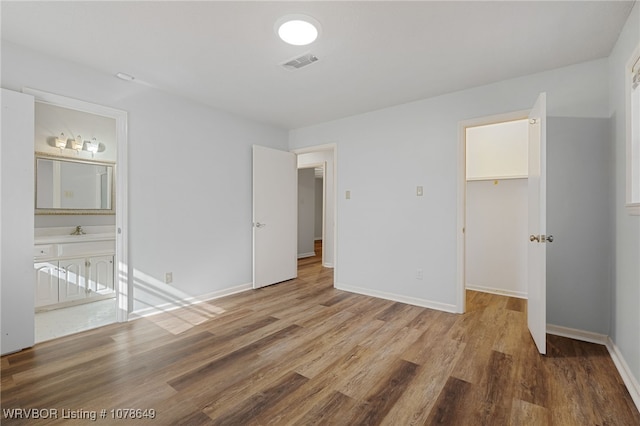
left=346, top=190, right=351, bottom=200
left=416, top=186, right=423, bottom=196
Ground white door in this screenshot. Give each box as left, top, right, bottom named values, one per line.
left=252, top=145, right=297, bottom=289
left=1, top=89, right=35, bottom=355
left=527, top=93, right=547, bottom=355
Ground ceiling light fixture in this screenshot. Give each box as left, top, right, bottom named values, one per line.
left=276, top=15, right=320, bottom=46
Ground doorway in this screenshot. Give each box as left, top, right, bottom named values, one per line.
left=457, top=93, right=548, bottom=355
left=464, top=119, right=529, bottom=300
left=294, top=144, right=336, bottom=274
left=26, top=88, right=129, bottom=342
left=297, top=165, right=325, bottom=266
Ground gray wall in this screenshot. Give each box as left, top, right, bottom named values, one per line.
left=297, top=168, right=316, bottom=257
left=547, top=117, right=612, bottom=334
left=608, top=2, right=640, bottom=382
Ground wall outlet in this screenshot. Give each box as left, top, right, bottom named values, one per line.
left=346, top=190, right=351, bottom=200
left=416, top=186, right=423, bottom=196
left=416, top=269, right=423, bottom=280
left=165, top=272, right=173, bottom=284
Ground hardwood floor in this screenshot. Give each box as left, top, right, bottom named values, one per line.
left=2, top=246, right=639, bottom=425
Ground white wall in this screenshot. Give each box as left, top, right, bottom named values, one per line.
left=1, top=41, right=289, bottom=315
left=297, top=168, right=316, bottom=258
left=546, top=117, right=612, bottom=335
left=466, top=179, right=528, bottom=298
left=1, top=89, right=35, bottom=354
left=297, top=150, right=335, bottom=267
left=608, top=2, right=640, bottom=391
left=290, top=58, right=609, bottom=312
left=466, top=120, right=529, bottom=180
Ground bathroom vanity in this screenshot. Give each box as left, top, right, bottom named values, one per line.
left=34, top=226, right=115, bottom=311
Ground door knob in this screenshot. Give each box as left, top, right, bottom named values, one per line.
left=547, top=235, right=554, bottom=243
left=529, top=234, right=540, bottom=242
left=254, top=222, right=266, bottom=228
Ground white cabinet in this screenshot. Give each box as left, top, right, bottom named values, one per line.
left=87, top=255, right=115, bottom=296
left=34, top=233, right=115, bottom=310
left=35, top=262, right=59, bottom=308
left=35, top=255, right=115, bottom=308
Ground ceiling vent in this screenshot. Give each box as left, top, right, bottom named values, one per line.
left=282, top=53, right=318, bottom=71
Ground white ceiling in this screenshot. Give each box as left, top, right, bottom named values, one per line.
left=1, top=1, right=635, bottom=130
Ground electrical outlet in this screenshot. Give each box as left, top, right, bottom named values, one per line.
left=346, top=190, right=351, bottom=199
left=416, top=269, right=423, bottom=280
left=165, top=272, right=173, bottom=284
left=416, top=186, right=423, bottom=196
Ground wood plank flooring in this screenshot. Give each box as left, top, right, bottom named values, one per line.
left=2, top=242, right=639, bottom=425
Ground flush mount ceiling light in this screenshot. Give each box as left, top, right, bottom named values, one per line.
left=276, top=15, right=320, bottom=46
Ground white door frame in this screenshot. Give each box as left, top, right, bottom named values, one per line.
left=456, top=110, right=530, bottom=313
left=24, top=88, right=129, bottom=322
left=291, top=143, right=337, bottom=286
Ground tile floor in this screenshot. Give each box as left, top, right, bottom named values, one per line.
left=35, top=298, right=117, bottom=343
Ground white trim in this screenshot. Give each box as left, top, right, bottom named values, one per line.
left=466, top=175, right=528, bottom=182
left=457, top=110, right=530, bottom=314
left=546, top=324, right=608, bottom=345
left=314, top=237, right=323, bottom=241
left=297, top=252, right=316, bottom=259
left=607, top=337, right=640, bottom=411
left=625, top=42, right=640, bottom=211
left=291, top=143, right=338, bottom=287
left=336, top=282, right=458, bottom=313
left=625, top=203, right=640, bottom=216
left=466, top=284, right=527, bottom=299
left=22, top=87, right=129, bottom=323
left=129, top=282, right=252, bottom=319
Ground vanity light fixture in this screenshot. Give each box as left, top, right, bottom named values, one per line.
left=52, top=133, right=103, bottom=156
left=276, top=15, right=320, bottom=46
left=86, top=138, right=100, bottom=156
left=71, top=135, right=84, bottom=152
left=55, top=133, right=67, bottom=150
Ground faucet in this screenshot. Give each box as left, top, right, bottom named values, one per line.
left=71, top=225, right=86, bottom=235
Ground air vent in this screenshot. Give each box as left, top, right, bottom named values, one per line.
left=282, top=53, right=318, bottom=70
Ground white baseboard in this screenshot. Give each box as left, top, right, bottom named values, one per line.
left=607, top=337, right=640, bottom=411
left=130, top=282, right=252, bottom=319
left=314, top=238, right=322, bottom=241
left=546, top=324, right=608, bottom=345
left=323, top=262, right=334, bottom=268
left=335, top=282, right=458, bottom=313
left=546, top=324, right=640, bottom=412
left=466, top=283, right=527, bottom=299
left=297, top=252, right=316, bottom=259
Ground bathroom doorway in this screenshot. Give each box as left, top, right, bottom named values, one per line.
left=28, top=89, right=129, bottom=343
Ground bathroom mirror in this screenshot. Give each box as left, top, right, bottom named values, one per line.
left=35, top=153, right=115, bottom=214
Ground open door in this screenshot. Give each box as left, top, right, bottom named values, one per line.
left=527, top=93, right=547, bottom=354
left=252, top=145, right=297, bottom=289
